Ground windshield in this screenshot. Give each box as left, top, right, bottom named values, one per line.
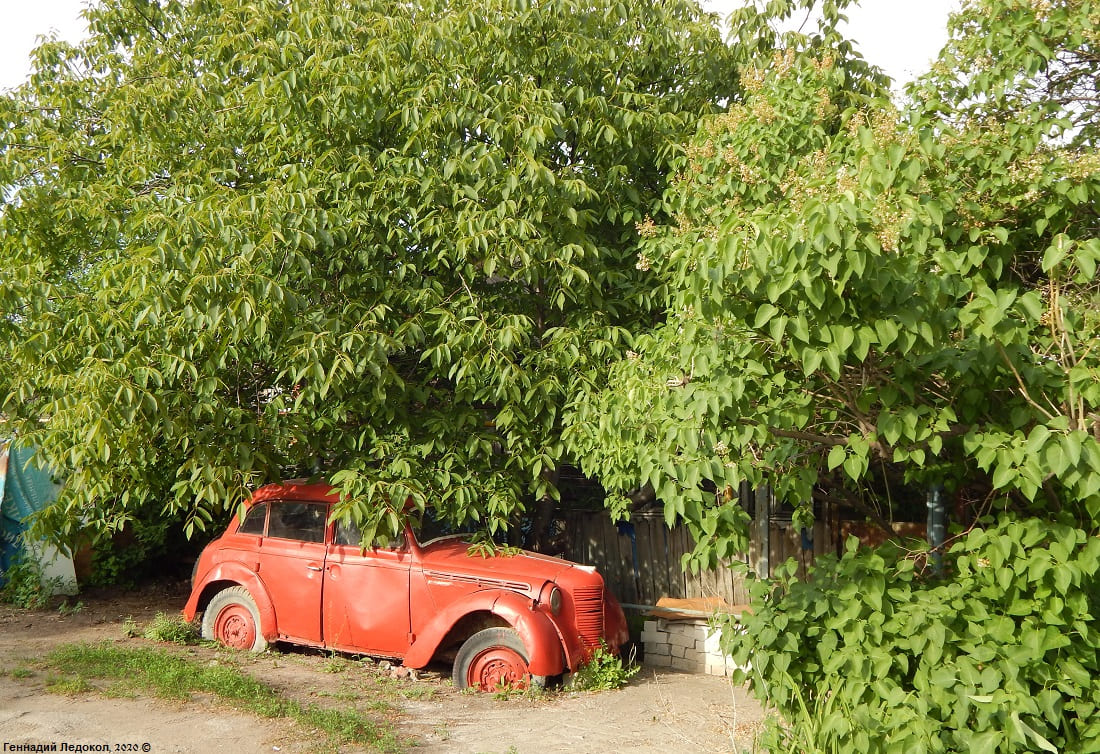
left=414, top=508, right=480, bottom=546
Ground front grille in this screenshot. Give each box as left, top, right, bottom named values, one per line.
left=573, top=585, right=604, bottom=648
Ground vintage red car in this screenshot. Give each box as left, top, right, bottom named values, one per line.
left=183, top=481, right=629, bottom=690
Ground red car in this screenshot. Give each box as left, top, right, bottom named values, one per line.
left=183, top=481, right=629, bottom=690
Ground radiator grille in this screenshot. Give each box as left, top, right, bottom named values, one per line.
left=573, top=585, right=604, bottom=648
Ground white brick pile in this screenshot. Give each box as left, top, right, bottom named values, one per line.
left=640, top=618, right=748, bottom=676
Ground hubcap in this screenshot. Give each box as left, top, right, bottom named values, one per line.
left=468, top=647, right=529, bottom=691
left=215, top=605, right=255, bottom=650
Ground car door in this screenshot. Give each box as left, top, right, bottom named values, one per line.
left=322, top=520, right=412, bottom=656
left=256, top=500, right=328, bottom=644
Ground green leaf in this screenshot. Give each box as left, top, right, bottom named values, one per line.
left=874, top=320, right=899, bottom=348
left=754, top=304, right=779, bottom=329
left=1042, top=234, right=1072, bottom=272
left=827, top=444, right=846, bottom=471
left=1012, top=712, right=1058, bottom=753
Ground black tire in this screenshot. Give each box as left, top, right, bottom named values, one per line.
left=200, top=585, right=268, bottom=652
left=452, top=627, right=547, bottom=691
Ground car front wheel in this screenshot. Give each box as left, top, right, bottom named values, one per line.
left=452, top=627, right=546, bottom=691
left=201, top=585, right=268, bottom=652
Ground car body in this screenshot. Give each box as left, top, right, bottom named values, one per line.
left=183, top=481, right=629, bottom=690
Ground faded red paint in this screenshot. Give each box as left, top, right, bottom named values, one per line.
left=183, top=481, right=630, bottom=690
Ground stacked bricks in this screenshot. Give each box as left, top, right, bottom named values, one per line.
left=640, top=617, right=748, bottom=677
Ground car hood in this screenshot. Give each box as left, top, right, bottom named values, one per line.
left=416, top=537, right=583, bottom=587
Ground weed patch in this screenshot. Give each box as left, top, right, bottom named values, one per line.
left=566, top=645, right=640, bottom=692
left=142, top=612, right=200, bottom=644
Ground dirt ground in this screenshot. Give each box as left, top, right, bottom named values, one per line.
left=0, top=581, right=765, bottom=753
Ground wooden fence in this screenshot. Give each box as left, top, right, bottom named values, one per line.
left=561, top=510, right=752, bottom=607
left=561, top=508, right=837, bottom=608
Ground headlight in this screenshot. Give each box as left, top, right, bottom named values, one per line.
left=541, top=584, right=562, bottom=615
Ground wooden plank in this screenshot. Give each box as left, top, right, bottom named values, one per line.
left=673, top=526, right=689, bottom=598
left=620, top=519, right=638, bottom=603
left=632, top=519, right=648, bottom=605
left=663, top=521, right=678, bottom=599
left=642, top=519, right=660, bottom=603
left=611, top=520, right=633, bottom=603
left=638, top=519, right=660, bottom=604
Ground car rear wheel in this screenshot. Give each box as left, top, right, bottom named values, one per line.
left=452, top=627, right=546, bottom=691
left=201, top=586, right=268, bottom=652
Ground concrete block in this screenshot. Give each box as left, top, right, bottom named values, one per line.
left=704, top=661, right=728, bottom=677
left=671, top=622, right=708, bottom=640
left=671, top=656, right=705, bottom=673
left=703, top=630, right=725, bottom=655
left=669, top=644, right=688, bottom=659
left=640, top=629, right=666, bottom=644
left=644, top=642, right=671, bottom=657
left=703, top=652, right=727, bottom=668
left=669, top=631, right=700, bottom=650
left=643, top=620, right=660, bottom=633
left=645, top=654, right=672, bottom=668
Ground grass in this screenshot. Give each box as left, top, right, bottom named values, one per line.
left=46, top=673, right=93, bottom=694
left=398, top=685, right=435, bottom=701
left=38, top=642, right=403, bottom=753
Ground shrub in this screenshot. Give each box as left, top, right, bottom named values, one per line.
left=86, top=499, right=199, bottom=587
left=0, top=552, right=61, bottom=609
left=722, top=518, right=1100, bottom=753
left=567, top=644, right=640, bottom=692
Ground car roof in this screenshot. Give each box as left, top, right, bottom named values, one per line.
left=249, top=480, right=342, bottom=505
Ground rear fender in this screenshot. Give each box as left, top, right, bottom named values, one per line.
left=182, top=563, right=278, bottom=642
left=403, top=590, right=565, bottom=677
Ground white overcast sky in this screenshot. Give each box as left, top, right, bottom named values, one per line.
left=0, top=0, right=960, bottom=92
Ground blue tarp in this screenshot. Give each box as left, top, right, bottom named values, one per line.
left=0, top=440, right=62, bottom=582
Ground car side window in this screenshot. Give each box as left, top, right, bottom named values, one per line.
left=334, top=519, right=360, bottom=546
left=334, top=518, right=405, bottom=549
left=267, top=502, right=327, bottom=543
left=238, top=503, right=267, bottom=536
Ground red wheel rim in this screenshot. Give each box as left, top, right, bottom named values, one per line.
left=467, top=647, right=530, bottom=691
left=214, top=604, right=256, bottom=650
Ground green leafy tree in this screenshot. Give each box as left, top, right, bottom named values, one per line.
left=568, top=0, right=1100, bottom=750
left=566, top=0, right=1100, bottom=563
left=0, top=0, right=735, bottom=544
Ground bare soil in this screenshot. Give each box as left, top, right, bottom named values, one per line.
left=0, top=582, right=764, bottom=753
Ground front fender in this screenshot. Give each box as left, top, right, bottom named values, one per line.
left=403, top=590, right=565, bottom=677
left=181, top=563, right=278, bottom=642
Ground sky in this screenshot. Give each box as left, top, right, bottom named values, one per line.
left=0, top=0, right=960, bottom=92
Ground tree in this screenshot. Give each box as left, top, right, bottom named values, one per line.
left=565, top=0, right=1100, bottom=564
left=0, top=0, right=735, bottom=544
left=567, top=0, right=1100, bottom=749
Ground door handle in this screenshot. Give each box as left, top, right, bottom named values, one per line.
left=307, top=564, right=323, bottom=572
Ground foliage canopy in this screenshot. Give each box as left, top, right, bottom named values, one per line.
left=0, top=0, right=734, bottom=543
left=565, top=0, right=1100, bottom=565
